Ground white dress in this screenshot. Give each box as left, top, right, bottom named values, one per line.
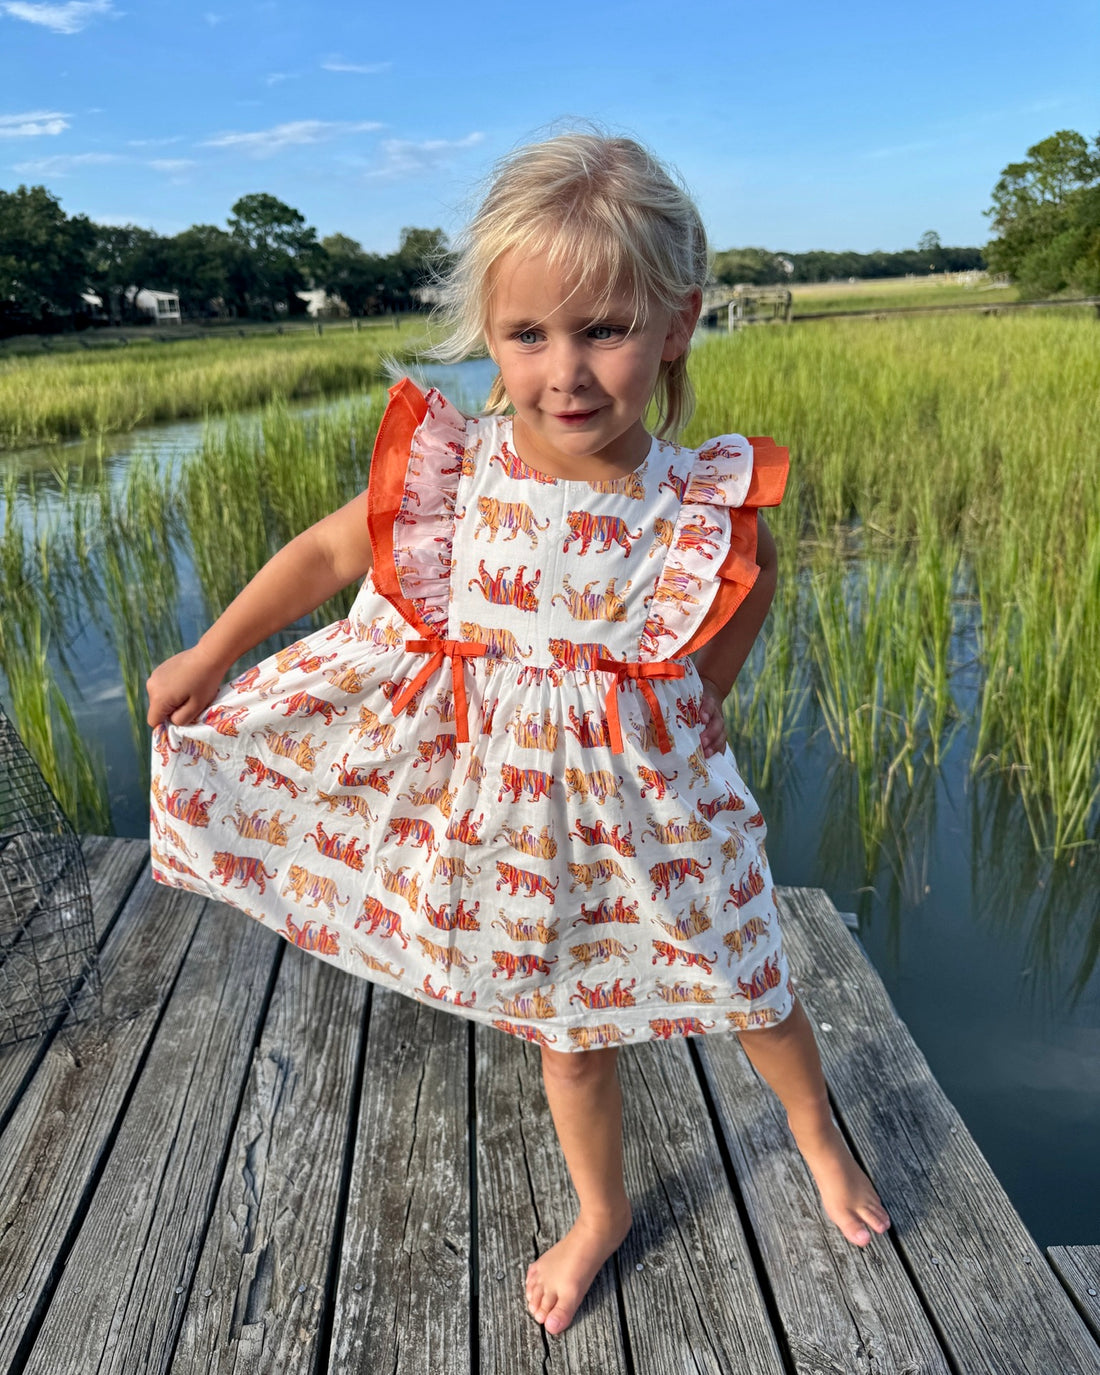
left=150, top=378, right=795, bottom=1051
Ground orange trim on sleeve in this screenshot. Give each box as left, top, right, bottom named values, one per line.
left=677, top=438, right=789, bottom=659
left=366, top=377, right=433, bottom=635
left=744, top=437, right=789, bottom=508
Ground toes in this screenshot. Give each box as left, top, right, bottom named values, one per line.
left=525, top=1273, right=545, bottom=1320
left=544, top=1299, right=575, bottom=1335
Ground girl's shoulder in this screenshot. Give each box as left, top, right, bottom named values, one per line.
left=675, top=430, right=789, bottom=512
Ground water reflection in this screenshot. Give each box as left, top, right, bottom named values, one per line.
left=969, top=773, right=1100, bottom=1010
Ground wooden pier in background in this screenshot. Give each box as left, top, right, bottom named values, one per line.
left=1, top=835, right=1098, bottom=1374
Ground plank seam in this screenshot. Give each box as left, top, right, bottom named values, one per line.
left=513, top=1057, right=553, bottom=1369
left=7, top=892, right=209, bottom=1375
left=0, top=843, right=149, bottom=1142
left=1046, top=1251, right=1100, bottom=1347
left=468, top=1021, right=480, bottom=1374
left=314, top=980, right=372, bottom=1375
left=686, top=1036, right=798, bottom=1375
left=159, top=931, right=286, bottom=1375
left=610, top=1252, right=637, bottom=1375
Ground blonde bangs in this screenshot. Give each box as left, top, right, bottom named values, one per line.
left=424, top=131, right=708, bottom=440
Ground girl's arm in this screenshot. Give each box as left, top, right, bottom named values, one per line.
left=690, top=515, right=777, bottom=758
left=145, top=489, right=375, bottom=727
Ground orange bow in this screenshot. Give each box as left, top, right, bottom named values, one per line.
left=595, top=657, right=686, bottom=755
left=390, top=638, right=488, bottom=744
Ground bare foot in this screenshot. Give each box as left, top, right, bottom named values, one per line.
left=526, top=1205, right=632, bottom=1335
left=789, top=1114, right=891, bottom=1246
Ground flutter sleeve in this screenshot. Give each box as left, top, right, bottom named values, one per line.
left=640, top=433, right=789, bottom=660
left=366, top=377, right=469, bottom=636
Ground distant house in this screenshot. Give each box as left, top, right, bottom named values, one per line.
left=127, top=288, right=182, bottom=324
left=296, top=288, right=349, bottom=319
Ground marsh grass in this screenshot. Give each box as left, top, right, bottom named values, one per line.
left=0, top=326, right=424, bottom=449
left=690, top=312, right=1099, bottom=857
left=182, top=396, right=382, bottom=629
left=1, top=393, right=385, bottom=825
left=0, top=473, right=110, bottom=829
left=788, top=275, right=1020, bottom=316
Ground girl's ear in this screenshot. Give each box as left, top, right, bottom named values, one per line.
left=662, top=288, right=703, bottom=362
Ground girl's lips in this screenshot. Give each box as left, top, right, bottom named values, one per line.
left=553, top=409, right=598, bottom=422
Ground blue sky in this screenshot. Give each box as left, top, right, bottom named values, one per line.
left=1, top=0, right=1097, bottom=255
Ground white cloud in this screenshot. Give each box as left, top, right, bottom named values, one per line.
left=127, top=135, right=183, bottom=147
left=202, top=119, right=382, bottom=156
left=264, top=72, right=296, bottom=86
left=368, top=132, right=484, bottom=180
left=149, top=158, right=194, bottom=172
left=321, top=59, right=391, bottom=75
left=203, top=11, right=223, bottom=24
left=1, top=0, right=115, bottom=34
left=13, top=150, right=120, bottom=173
left=0, top=109, right=70, bottom=137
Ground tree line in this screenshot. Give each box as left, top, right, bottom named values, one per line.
left=2, top=130, right=1096, bottom=335
left=0, top=187, right=451, bottom=334
left=712, top=235, right=985, bottom=286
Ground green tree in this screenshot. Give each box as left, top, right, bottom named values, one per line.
left=228, top=193, right=320, bottom=316
left=393, top=226, right=450, bottom=305
left=164, top=224, right=242, bottom=317
left=318, top=232, right=378, bottom=316
left=0, top=184, right=94, bottom=323
left=712, top=247, right=785, bottom=285
left=985, top=130, right=1100, bottom=295
left=87, top=224, right=171, bottom=322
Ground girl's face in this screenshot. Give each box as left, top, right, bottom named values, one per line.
left=485, top=248, right=699, bottom=479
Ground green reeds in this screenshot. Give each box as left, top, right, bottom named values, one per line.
left=0, top=473, right=110, bottom=830
left=181, top=395, right=382, bottom=632
left=0, top=326, right=424, bottom=449
left=690, top=311, right=1098, bottom=857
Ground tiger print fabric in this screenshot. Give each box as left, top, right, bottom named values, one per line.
left=150, top=381, right=795, bottom=1050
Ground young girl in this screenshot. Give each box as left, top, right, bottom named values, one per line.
left=146, top=131, right=890, bottom=1338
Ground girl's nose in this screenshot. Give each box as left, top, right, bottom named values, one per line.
left=548, top=339, right=590, bottom=392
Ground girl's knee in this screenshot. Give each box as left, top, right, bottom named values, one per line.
left=736, top=996, right=807, bottom=1044
left=540, top=1042, right=619, bottom=1082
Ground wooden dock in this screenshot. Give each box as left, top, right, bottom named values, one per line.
left=2, top=835, right=1099, bottom=1375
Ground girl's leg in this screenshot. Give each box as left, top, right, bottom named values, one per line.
left=737, top=995, right=891, bottom=1245
left=526, top=1043, right=633, bottom=1335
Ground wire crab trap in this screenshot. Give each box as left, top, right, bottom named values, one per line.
left=0, top=703, right=101, bottom=1045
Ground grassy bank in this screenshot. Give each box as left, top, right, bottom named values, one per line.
left=0, top=320, right=426, bottom=450
left=690, top=312, right=1100, bottom=857
left=788, top=273, right=1020, bottom=315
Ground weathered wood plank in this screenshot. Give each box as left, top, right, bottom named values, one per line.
left=778, top=886, right=1100, bottom=1375
left=171, top=941, right=367, bottom=1375
left=618, top=1040, right=787, bottom=1375
left=697, top=1032, right=951, bottom=1374
left=0, top=868, right=206, bottom=1372
left=82, top=834, right=149, bottom=943
left=475, top=1028, right=627, bottom=1375
left=0, top=836, right=147, bottom=1127
left=1049, top=1247, right=1100, bottom=1343
left=331, top=991, right=471, bottom=1375
left=20, top=903, right=280, bottom=1375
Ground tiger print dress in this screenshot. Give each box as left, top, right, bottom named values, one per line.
left=150, top=377, right=796, bottom=1051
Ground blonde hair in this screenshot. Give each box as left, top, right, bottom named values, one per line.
left=426, top=131, right=708, bottom=440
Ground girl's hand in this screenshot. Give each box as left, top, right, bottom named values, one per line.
left=697, top=676, right=729, bottom=759
left=145, top=645, right=229, bottom=728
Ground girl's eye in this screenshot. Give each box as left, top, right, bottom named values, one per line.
left=589, top=325, right=623, bottom=341
left=516, top=329, right=540, bottom=345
